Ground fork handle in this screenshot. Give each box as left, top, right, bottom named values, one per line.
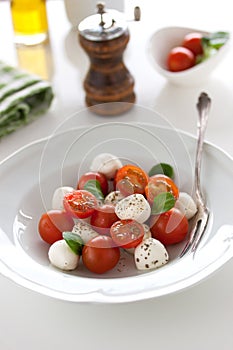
left=195, top=92, right=211, bottom=204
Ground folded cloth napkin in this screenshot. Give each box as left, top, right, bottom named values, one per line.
left=0, top=61, right=54, bottom=138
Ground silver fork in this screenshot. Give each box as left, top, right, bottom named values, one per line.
left=179, top=92, right=211, bottom=258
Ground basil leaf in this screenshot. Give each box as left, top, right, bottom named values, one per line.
left=197, top=31, right=229, bottom=64
left=151, top=192, right=175, bottom=215
left=196, top=46, right=217, bottom=64
left=148, top=163, right=174, bottom=179
left=84, top=179, right=104, bottom=201
left=63, top=232, right=84, bottom=255
left=202, top=31, right=229, bottom=49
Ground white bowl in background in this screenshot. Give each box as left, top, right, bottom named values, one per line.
left=148, top=26, right=231, bottom=87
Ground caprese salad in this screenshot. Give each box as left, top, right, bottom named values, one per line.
left=38, top=153, right=197, bottom=274
left=167, top=31, right=229, bottom=72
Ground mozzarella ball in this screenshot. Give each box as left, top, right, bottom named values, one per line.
left=175, top=192, right=197, bottom=220
left=90, top=153, right=123, bottom=180
left=104, top=190, right=125, bottom=206
left=115, top=194, right=151, bottom=224
left=48, top=240, right=79, bottom=271
left=134, top=238, right=169, bottom=271
left=72, top=220, right=98, bottom=244
left=52, top=186, right=74, bottom=210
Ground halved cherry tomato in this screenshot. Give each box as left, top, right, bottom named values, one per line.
left=114, top=164, right=149, bottom=196
left=182, top=32, right=203, bottom=56
left=167, top=47, right=195, bottom=72
left=110, top=219, right=144, bottom=249
left=38, top=210, right=74, bottom=244
left=150, top=207, right=188, bottom=245
left=145, top=174, right=179, bottom=205
left=82, top=235, right=120, bottom=274
left=90, top=204, right=119, bottom=235
left=77, top=171, right=108, bottom=196
left=63, top=190, right=97, bottom=219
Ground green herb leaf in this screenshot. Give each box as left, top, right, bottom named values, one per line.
left=151, top=192, right=176, bottom=215
left=197, top=31, right=230, bottom=64
left=63, top=232, right=84, bottom=255
left=202, top=31, right=229, bottom=49
left=148, top=163, right=174, bottom=179
left=196, top=46, right=217, bottom=64
left=84, top=179, right=104, bottom=201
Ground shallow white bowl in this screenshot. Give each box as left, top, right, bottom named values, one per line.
left=148, top=26, right=231, bottom=87
left=1, top=106, right=233, bottom=303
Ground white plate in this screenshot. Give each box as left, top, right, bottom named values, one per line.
left=1, top=106, right=233, bottom=303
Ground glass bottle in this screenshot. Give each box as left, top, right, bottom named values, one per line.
left=11, top=0, right=49, bottom=46
left=16, top=42, right=53, bottom=80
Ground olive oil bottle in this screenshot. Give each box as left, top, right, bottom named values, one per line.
left=11, top=0, right=48, bottom=45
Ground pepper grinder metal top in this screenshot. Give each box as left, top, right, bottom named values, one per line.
left=78, top=2, right=136, bottom=115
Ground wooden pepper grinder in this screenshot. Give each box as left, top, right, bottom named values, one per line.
left=78, top=2, right=136, bottom=115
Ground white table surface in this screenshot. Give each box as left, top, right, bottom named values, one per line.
left=1, top=1, right=233, bottom=349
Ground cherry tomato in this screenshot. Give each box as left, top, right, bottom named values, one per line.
left=77, top=171, right=108, bottom=196
left=38, top=210, right=74, bottom=244
left=150, top=208, right=188, bottom=245
left=63, top=190, right=97, bottom=219
left=114, top=164, right=149, bottom=196
left=110, top=219, right=144, bottom=249
left=90, top=204, right=119, bottom=235
left=167, top=47, right=195, bottom=72
left=82, top=235, right=120, bottom=274
left=182, top=32, right=203, bottom=56
left=145, top=174, right=179, bottom=205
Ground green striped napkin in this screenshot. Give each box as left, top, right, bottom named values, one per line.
left=0, top=61, right=54, bottom=138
